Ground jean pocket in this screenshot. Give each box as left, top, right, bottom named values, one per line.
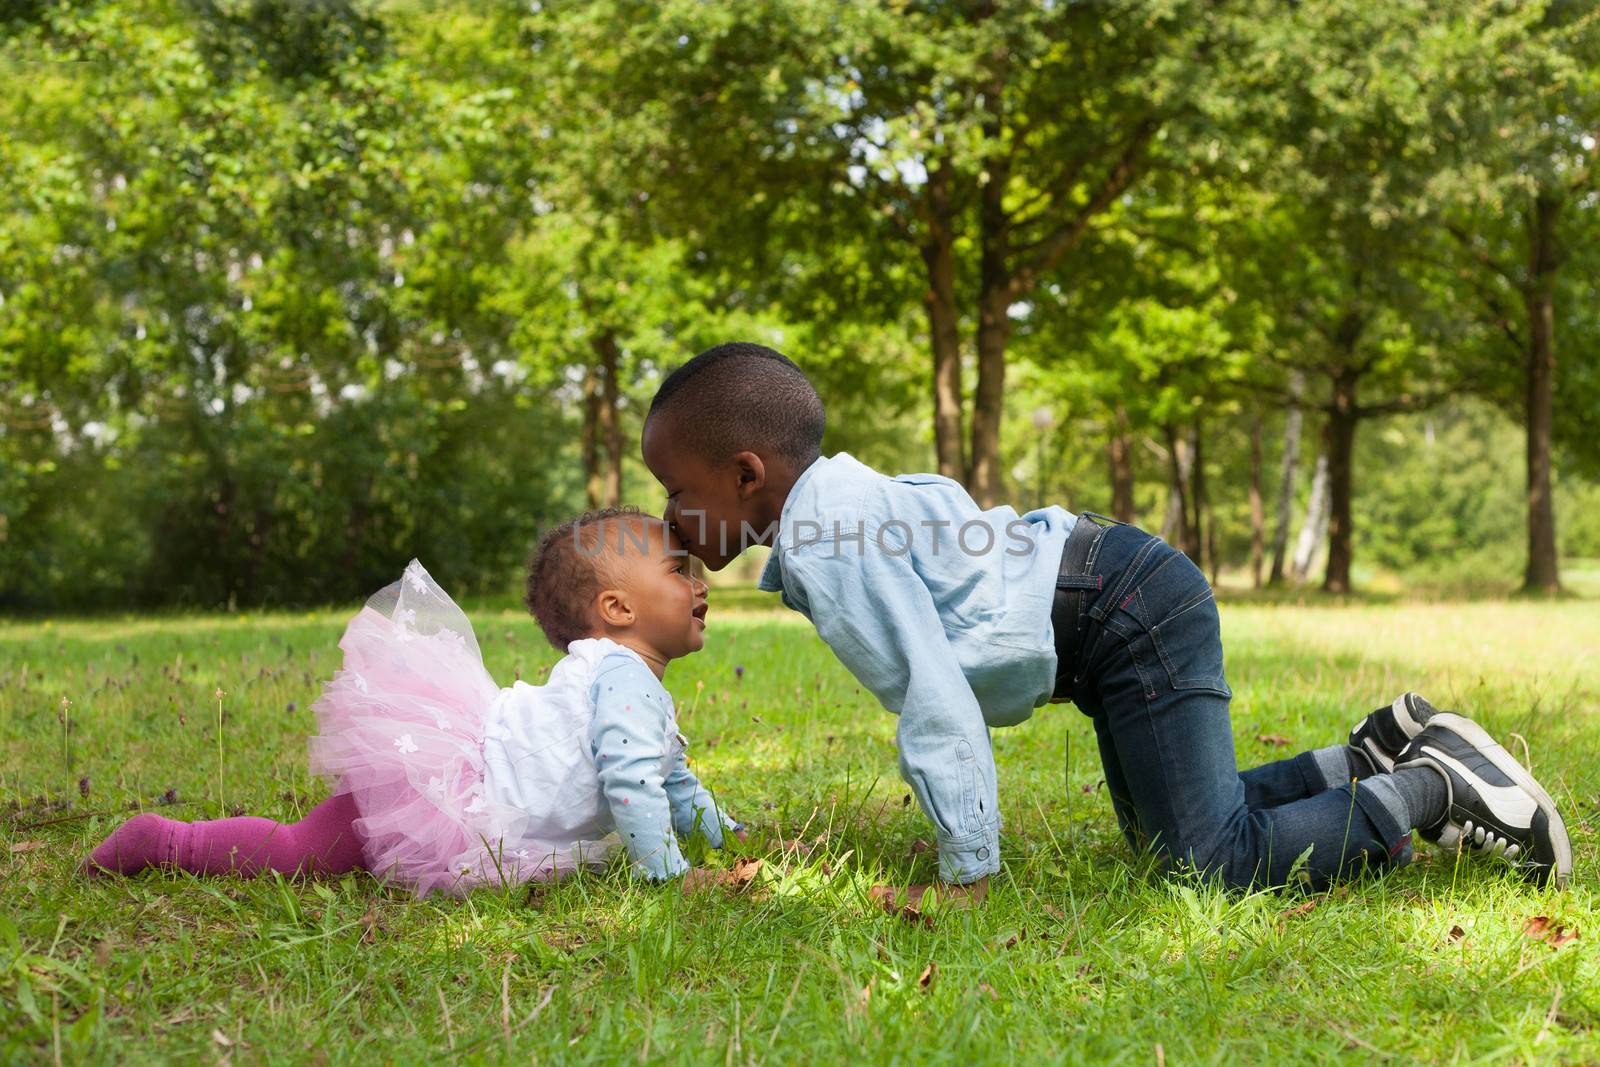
left=1148, top=590, right=1232, bottom=696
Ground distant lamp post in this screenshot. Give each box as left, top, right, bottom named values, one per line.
left=1031, top=406, right=1057, bottom=509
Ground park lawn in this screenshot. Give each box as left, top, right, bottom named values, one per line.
left=2, top=595, right=1598, bottom=1064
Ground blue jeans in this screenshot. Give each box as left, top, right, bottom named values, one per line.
left=1057, top=523, right=1413, bottom=890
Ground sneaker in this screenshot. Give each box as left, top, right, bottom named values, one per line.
left=1396, top=712, right=1572, bottom=888
left=1349, top=692, right=1439, bottom=774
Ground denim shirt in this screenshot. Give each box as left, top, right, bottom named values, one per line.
left=757, top=452, right=1075, bottom=883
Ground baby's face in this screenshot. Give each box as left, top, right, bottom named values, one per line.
left=614, top=519, right=709, bottom=660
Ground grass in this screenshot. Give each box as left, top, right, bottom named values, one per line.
left=3, top=592, right=1599, bottom=1063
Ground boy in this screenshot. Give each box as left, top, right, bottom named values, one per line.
left=642, top=342, right=1571, bottom=895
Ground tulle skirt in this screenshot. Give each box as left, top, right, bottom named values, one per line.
left=307, top=560, right=537, bottom=898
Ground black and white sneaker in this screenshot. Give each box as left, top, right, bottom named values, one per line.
left=1349, top=692, right=1439, bottom=774
left=1396, top=712, right=1572, bottom=888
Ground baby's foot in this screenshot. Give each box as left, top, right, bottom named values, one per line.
left=82, top=812, right=179, bottom=876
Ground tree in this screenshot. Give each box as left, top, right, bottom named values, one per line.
left=1224, top=2, right=1470, bottom=592
left=530, top=0, right=1267, bottom=506
left=1425, top=1, right=1600, bottom=593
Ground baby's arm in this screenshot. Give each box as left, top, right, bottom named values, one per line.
left=663, top=746, right=741, bottom=848
left=588, top=655, right=694, bottom=880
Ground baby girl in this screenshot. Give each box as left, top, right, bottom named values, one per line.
left=83, top=506, right=742, bottom=895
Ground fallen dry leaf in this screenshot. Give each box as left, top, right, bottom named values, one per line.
left=1524, top=915, right=1552, bottom=939
left=358, top=907, right=382, bottom=944
left=728, top=857, right=764, bottom=890
left=1549, top=925, right=1580, bottom=948
left=917, top=962, right=937, bottom=990
left=1448, top=925, right=1466, bottom=942
left=868, top=886, right=934, bottom=928
left=212, top=1029, right=233, bottom=1048
left=8, top=840, right=44, bottom=855
left=977, top=983, right=998, bottom=1000
left=1281, top=900, right=1318, bottom=919
left=1256, top=733, right=1294, bottom=747
left=909, top=838, right=934, bottom=855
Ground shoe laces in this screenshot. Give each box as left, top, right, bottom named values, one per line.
left=1459, top=819, right=1520, bottom=860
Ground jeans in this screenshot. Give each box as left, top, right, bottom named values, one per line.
left=1056, top=522, right=1413, bottom=890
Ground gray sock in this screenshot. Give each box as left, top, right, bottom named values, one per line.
left=1387, top=765, right=1450, bottom=830
left=1308, top=745, right=1354, bottom=791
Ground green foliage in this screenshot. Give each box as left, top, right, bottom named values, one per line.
left=2, top=0, right=1598, bottom=607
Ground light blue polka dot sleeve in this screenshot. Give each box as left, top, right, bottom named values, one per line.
left=588, top=652, right=734, bottom=880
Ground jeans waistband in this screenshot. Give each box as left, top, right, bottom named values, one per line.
left=1051, top=518, right=1169, bottom=699
left=1050, top=514, right=1119, bottom=696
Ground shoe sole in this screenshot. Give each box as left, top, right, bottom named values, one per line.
left=1428, top=712, right=1572, bottom=888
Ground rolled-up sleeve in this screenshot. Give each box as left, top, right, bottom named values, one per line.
left=782, top=542, right=1001, bottom=884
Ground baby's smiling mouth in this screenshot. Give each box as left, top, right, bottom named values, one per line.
left=691, top=601, right=708, bottom=624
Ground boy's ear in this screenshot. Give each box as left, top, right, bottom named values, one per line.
left=732, top=451, right=766, bottom=498
left=594, top=588, right=633, bottom=629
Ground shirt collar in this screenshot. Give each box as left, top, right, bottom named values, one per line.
left=756, top=453, right=827, bottom=592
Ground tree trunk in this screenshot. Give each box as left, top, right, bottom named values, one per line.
left=1522, top=191, right=1561, bottom=594
left=1161, top=422, right=1194, bottom=554
left=1188, top=419, right=1207, bottom=567
left=1322, top=371, right=1358, bottom=594
left=1268, top=374, right=1304, bottom=584
left=582, top=363, right=602, bottom=509
left=968, top=293, right=1010, bottom=508
left=1108, top=405, right=1136, bottom=522
left=1249, top=415, right=1265, bottom=589
left=920, top=162, right=966, bottom=483
left=1292, top=446, right=1329, bottom=583
left=580, top=332, right=624, bottom=508
left=593, top=330, right=623, bottom=507
left=968, top=78, right=1013, bottom=510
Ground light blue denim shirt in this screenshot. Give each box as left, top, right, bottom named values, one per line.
left=757, top=452, right=1075, bottom=883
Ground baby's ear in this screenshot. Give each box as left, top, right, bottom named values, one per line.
left=593, top=588, right=634, bottom=628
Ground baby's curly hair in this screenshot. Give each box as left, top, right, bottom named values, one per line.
left=523, top=506, right=656, bottom=651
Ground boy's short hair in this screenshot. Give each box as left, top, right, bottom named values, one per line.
left=523, top=506, right=652, bottom=652
left=646, top=341, right=824, bottom=469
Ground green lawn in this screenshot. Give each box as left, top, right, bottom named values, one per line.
left=3, top=594, right=1598, bottom=1063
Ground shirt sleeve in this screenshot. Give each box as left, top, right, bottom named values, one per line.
left=662, top=744, right=740, bottom=847
left=781, top=539, right=1000, bottom=884
left=588, top=654, right=690, bottom=881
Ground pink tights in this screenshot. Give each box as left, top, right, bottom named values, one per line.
left=84, top=791, right=368, bottom=879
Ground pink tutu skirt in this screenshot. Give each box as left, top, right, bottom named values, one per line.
left=307, top=560, right=533, bottom=898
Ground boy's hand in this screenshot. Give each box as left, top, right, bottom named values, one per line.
left=730, top=828, right=749, bottom=844
left=870, top=875, right=988, bottom=913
